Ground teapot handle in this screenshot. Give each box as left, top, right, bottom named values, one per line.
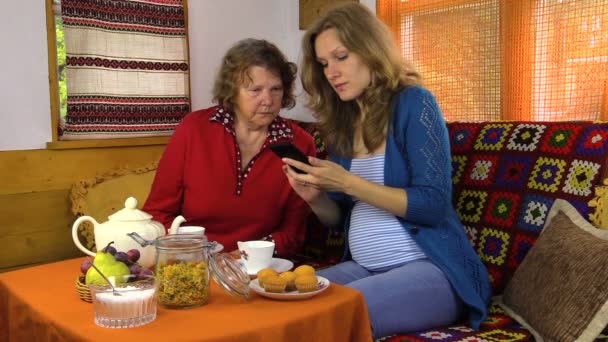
left=71, top=216, right=97, bottom=257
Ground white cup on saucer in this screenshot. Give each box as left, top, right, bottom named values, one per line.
left=175, top=226, right=206, bottom=236
left=237, top=240, right=275, bottom=273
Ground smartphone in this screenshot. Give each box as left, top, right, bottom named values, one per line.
left=269, top=142, right=310, bottom=174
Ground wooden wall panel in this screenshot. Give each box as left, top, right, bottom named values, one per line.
left=0, top=145, right=165, bottom=272
left=0, top=146, right=166, bottom=195
left=0, top=190, right=79, bottom=269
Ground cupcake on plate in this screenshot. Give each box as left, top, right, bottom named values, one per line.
left=293, top=265, right=315, bottom=278
left=256, top=268, right=278, bottom=287
left=279, top=271, right=297, bottom=292
left=295, top=275, right=318, bottom=293
left=263, top=275, right=287, bottom=293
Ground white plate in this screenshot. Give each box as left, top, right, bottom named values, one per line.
left=238, top=257, right=294, bottom=276
left=250, top=276, right=330, bottom=300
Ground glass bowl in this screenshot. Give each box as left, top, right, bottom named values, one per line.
left=88, top=275, right=157, bottom=328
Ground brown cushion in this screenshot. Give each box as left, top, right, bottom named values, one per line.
left=499, top=199, right=608, bottom=342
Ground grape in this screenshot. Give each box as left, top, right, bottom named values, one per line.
left=102, top=245, right=117, bottom=256
left=129, top=264, right=142, bottom=275
left=140, top=268, right=153, bottom=276
left=127, top=249, right=140, bottom=262
left=127, top=264, right=141, bottom=282
left=138, top=268, right=153, bottom=280
left=80, top=259, right=92, bottom=274
left=115, top=251, right=129, bottom=263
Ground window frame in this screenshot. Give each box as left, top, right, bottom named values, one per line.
left=44, top=0, right=189, bottom=150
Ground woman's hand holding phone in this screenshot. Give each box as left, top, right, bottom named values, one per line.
left=275, top=144, right=355, bottom=228
left=269, top=142, right=319, bottom=201
left=282, top=161, right=322, bottom=204
left=282, top=157, right=345, bottom=228
left=283, top=155, right=354, bottom=194
left=269, top=142, right=310, bottom=174
left=270, top=142, right=353, bottom=200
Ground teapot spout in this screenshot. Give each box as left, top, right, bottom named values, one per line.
left=169, top=215, right=187, bottom=234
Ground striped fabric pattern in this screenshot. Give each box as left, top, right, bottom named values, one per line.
left=349, top=154, right=426, bottom=271
left=60, top=0, right=190, bottom=140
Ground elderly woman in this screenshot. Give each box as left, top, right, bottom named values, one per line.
left=144, top=38, right=316, bottom=258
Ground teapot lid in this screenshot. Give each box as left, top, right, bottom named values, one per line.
left=108, top=197, right=152, bottom=222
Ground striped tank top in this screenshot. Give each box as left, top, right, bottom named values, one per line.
left=349, top=154, right=426, bottom=271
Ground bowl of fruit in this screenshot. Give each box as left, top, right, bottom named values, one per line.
left=76, top=242, right=152, bottom=303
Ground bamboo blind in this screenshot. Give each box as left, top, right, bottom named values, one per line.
left=378, top=0, right=608, bottom=122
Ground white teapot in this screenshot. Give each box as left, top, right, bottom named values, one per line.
left=71, top=197, right=186, bottom=268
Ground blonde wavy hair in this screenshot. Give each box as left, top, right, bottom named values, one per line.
left=213, top=38, right=297, bottom=112
left=301, top=3, right=422, bottom=157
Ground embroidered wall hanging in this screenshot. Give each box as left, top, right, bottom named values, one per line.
left=60, top=0, right=190, bottom=140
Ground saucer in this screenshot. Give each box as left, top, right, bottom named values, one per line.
left=238, top=257, right=294, bottom=276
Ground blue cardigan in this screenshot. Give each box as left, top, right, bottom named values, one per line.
left=328, top=86, right=491, bottom=329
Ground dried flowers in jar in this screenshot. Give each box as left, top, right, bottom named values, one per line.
left=157, top=260, right=210, bottom=309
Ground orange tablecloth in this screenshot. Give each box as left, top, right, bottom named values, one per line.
left=0, top=258, right=372, bottom=342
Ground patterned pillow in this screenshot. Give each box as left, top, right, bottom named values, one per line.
left=449, top=121, right=608, bottom=294
left=499, top=199, right=608, bottom=341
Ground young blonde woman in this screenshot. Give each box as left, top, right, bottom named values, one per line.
left=282, top=3, right=491, bottom=337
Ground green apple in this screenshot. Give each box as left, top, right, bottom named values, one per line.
left=85, top=251, right=130, bottom=285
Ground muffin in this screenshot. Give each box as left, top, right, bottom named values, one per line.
left=263, top=275, right=287, bottom=293
left=293, top=265, right=316, bottom=278
left=295, top=275, right=319, bottom=293
left=256, top=268, right=278, bottom=287
left=279, top=271, right=297, bottom=292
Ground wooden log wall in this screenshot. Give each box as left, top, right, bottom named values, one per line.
left=0, top=146, right=165, bottom=273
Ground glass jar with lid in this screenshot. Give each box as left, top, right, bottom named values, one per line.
left=151, top=233, right=251, bottom=309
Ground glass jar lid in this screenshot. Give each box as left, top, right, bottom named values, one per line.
left=154, top=234, right=208, bottom=251
left=209, top=253, right=250, bottom=300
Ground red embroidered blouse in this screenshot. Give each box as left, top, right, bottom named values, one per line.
left=143, top=106, right=316, bottom=257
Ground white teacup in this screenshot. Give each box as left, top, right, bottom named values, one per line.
left=175, top=226, right=206, bottom=236
left=237, top=240, right=275, bottom=273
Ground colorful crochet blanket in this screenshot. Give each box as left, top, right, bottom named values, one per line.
left=449, top=121, right=608, bottom=295
left=377, top=302, right=534, bottom=342
left=294, top=120, right=608, bottom=341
